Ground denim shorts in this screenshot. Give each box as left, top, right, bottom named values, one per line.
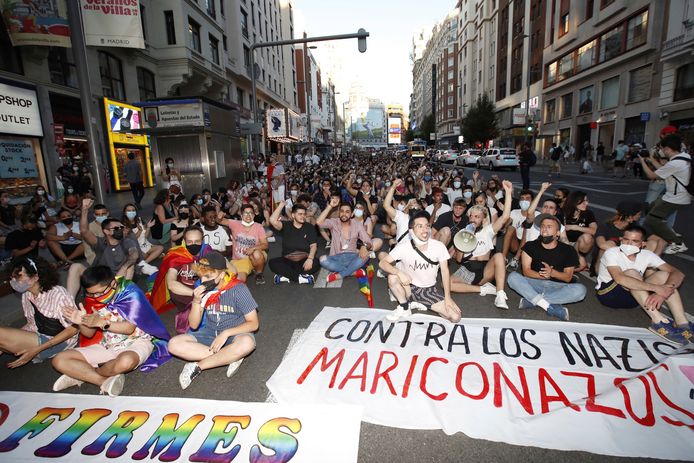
left=188, top=324, right=255, bottom=348
left=33, top=333, right=72, bottom=362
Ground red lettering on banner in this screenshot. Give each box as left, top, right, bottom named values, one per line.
left=614, top=377, right=655, bottom=427
left=455, top=362, right=489, bottom=400
left=646, top=365, right=694, bottom=429
left=338, top=352, right=369, bottom=392
left=0, top=403, right=8, bottom=427
left=561, top=371, right=626, bottom=419
left=297, top=347, right=345, bottom=388
left=419, top=357, right=449, bottom=401
left=493, top=363, right=534, bottom=415
left=401, top=355, right=419, bottom=398
left=538, top=368, right=580, bottom=413
left=370, top=351, right=399, bottom=395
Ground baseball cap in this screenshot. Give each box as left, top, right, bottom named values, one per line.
left=197, top=251, right=227, bottom=270
left=660, top=125, right=677, bottom=137
left=533, top=213, right=562, bottom=228
left=616, top=201, right=642, bottom=217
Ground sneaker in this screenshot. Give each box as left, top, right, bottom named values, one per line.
left=226, top=358, right=244, bottom=378
left=386, top=304, right=412, bottom=322
left=649, top=321, right=688, bottom=345
left=353, top=268, right=367, bottom=278
left=273, top=274, right=290, bottom=284
left=506, top=257, right=518, bottom=270
left=518, top=298, right=536, bottom=310
left=326, top=272, right=340, bottom=283
left=547, top=304, right=569, bottom=321
left=376, top=269, right=386, bottom=278
left=298, top=273, right=315, bottom=284
left=676, top=322, right=693, bottom=343
left=410, top=301, right=428, bottom=311
left=494, top=290, right=509, bottom=309
left=255, top=274, right=266, bottom=285
left=138, top=261, right=158, bottom=276
left=179, top=362, right=202, bottom=390
left=100, top=374, right=125, bottom=397
left=479, top=282, right=497, bottom=297
left=664, top=242, right=689, bottom=255
left=53, top=374, right=83, bottom=392
left=369, top=251, right=376, bottom=260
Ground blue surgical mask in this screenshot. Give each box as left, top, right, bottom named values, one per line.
left=519, top=200, right=531, bottom=211
left=95, top=215, right=108, bottom=223
left=125, top=211, right=137, bottom=220
left=423, top=175, right=432, bottom=182
left=463, top=191, right=473, bottom=199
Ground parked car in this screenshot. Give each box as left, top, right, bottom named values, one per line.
left=441, top=150, right=459, bottom=163
left=456, top=149, right=482, bottom=166
left=477, top=148, right=519, bottom=170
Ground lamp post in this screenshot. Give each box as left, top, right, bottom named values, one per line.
left=518, top=33, right=533, bottom=146
left=342, top=101, right=348, bottom=150
left=332, top=91, right=340, bottom=156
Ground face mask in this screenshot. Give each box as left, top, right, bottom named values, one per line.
left=10, top=278, right=33, bottom=293
left=463, top=191, right=473, bottom=199
left=179, top=212, right=189, bottom=220
left=61, top=218, right=73, bottom=226
left=519, top=200, right=531, bottom=211
left=453, top=181, right=461, bottom=189
left=90, top=284, right=116, bottom=305
left=356, top=177, right=362, bottom=183
left=195, top=199, right=203, bottom=205
left=540, top=235, right=556, bottom=244
left=95, top=215, right=108, bottom=223
left=423, top=175, right=432, bottom=182
left=410, top=230, right=428, bottom=246
left=186, top=244, right=202, bottom=255
left=37, top=190, right=45, bottom=196
left=241, top=220, right=255, bottom=226
left=353, top=209, right=364, bottom=218
left=167, top=163, right=174, bottom=168
left=111, top=228, right=124, bottom=240
left=385, top=181, right=392, bottom=187
left=619, top=244, right=640, bottom=256
left=67, top=188, right=74, bottom=194
left=290, top=190, right=298, bottom=196
left=125, top=211, right=137, bottom=220
left=72, top=167, right=79, bottom=172
left=397, top=203, right=406, bottom=211
left=201, top=278, right=218, bottom=291
left=203, top=195, right=211, bottom=201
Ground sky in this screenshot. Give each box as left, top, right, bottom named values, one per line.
left=292, top=0, right=455, bottom=114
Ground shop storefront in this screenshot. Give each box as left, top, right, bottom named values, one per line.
left=103, top=98, right=153, bottom=192
left=0, top=80, right=48, bottom=197
left=50, top=92, right=88, bottom=164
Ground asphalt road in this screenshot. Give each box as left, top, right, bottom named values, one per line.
left=0, top=161, right=692, bottom=462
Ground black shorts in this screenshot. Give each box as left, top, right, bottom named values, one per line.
left=409, top=285, right=444, bottom=308
left=596, top=281, right=639, bottom=309
left=59, top=242, right=81, bottom=257
left=454, top=260, right=487, bottom=285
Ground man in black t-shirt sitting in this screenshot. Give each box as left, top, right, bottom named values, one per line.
left=5, top=215, right=45, bottom=259
left=268, top=201, right=320, bottom=284
left=433, top=198, right=469, bottom=250
left=507, top=214, right=587, bottom=321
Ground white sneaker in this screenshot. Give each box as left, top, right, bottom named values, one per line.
left=369, top=251, right=376, bottom=259
left=410, top=301, right=428, bottom=311
left=266, top=236, right=276, bottom=243
left=100, top=374, right=125, bottom=397
left=507, top=257, right=518, bottom=269
left=386, top=305, right=412, bottom=322
left=479, top=282, right=497, bottom=297
left=226, top=358, right=244, bottom=378
left=53, top=374, right=83, bottom=392
left=179, top=362, right=202, bottom=390
left=376, top=269, right=386, bottom=278
left=494, top=290, right=509, bottom=309
left=664, top=242, right=688, bottom=255
left=138, top=261, right=158, bottom=276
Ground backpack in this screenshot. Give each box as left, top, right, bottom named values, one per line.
left=670, top=156, right=694, bottom=196
left=527, top=149, right=537, bottom=167
left=550, top=146, right=562, bottom=161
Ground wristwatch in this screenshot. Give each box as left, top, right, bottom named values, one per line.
left=102, top=320, right=111, bottom=331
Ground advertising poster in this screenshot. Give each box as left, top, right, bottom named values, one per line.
left=387, top=117, right=401, bottom=144
left=1, top=0, right=70, bottom=47
left=0, top=139, right=39, bottom=178
left=80, top=0, right=144, bottom=49
left=350, top=108, right=384, bottom=141
left=266, top=108, right=287, bottom=138
left=0, top=83, right=43, bottom=137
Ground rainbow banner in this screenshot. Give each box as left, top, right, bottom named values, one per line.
left=267, top=307, right=694, bottom=461
left=0, top=391, right=361, bottom=462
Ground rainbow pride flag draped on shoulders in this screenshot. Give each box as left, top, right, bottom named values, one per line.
left=148, top=243, right=210, bottom=313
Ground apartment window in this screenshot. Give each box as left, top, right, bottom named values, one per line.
left=626, top=65, right=651, bottom=103
left=447, top=96, right=454, bottom=105
left=448, top=57, right=454, bottom=67
left=586, top=0, right=594, bottom=20
left=209, top=34, right=219, bottom=64
left=136, top=67, right=156, bottom=100
left=98, top=51, right=125, bottom=100
left=599, top=26, right=623, bottom=62
left=546, top=61, right=557, bottom=85
left=626, top=11, right=648, bottom=50
left=243, top=45, right=251, bottom=67
left=576, top=40, right=596, bottom=72
left=140, top=4, right=147, bottom=41
left=674, top=63, right=694, bottom=101
left=48, top=48, right=77, bottom=88
left=237, top=88, right=244, bottom=107
left=240, top=9, right=249, bottom=38
left=164, top=10, right=175, bottom=45
left=544, top=99, right=556, bottom=122
left=447, top=109, right=454, bottom=118
left=448, top=83, right=454, bottom=92
left=560, top=93, right=572, bottom=119
left=205, top=0, right=216, bottom=18
left=222, top=34, right=227, bottom=52
left=188, top=17, right=201, bottom=52
left=220, top=0, right=224, bottom=16
left=448, top=70, right=454, bottom=80
left=490, top=42, right=495, bottom=56
left=559, top=13, right=569, bottom=37
left=601, top=76, right=620, bottom=109
left=490, top=65, right=495, bottom=79
left=559, top=53, right=574, bottom=80
left=600, top=0, right=615, bottom=8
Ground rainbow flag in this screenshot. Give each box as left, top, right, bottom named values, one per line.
left=148, top=243, right=209, bottom=313
left=356, top=264, right=375, bottom=308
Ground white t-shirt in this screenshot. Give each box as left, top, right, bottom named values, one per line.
left=389, top=238, right=450, bottom=288
left=394, top=210, right=410, bottom=242
left=203, top=225, right=232, bottom=253
left=445, top=187, right=463, bottom=205
left=466, top=223, right=496, bottom=258
left=656, top=152, right=691, bottom=205
left=596, top=247, right=666, bottom=288
left=425, top=203, right=451, bottom=222
left=509, top=209, right=540, bottom=239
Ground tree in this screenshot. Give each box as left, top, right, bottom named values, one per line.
left=416, top=113, right=435, bottom=144
left=460, top=94, right=499, bottom=146
left=404, top=127, right=415, bottom=143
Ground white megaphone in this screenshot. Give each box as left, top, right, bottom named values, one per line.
left=453, top=227, right=477, bottom=253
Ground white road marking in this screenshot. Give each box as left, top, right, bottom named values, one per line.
left=671, top=252, right=694, bottom=263
left=266, top=328, right=306, bottom=403
left=556, top=182, right=647, bottom=195
left=313, top=268, right=343, bottom=288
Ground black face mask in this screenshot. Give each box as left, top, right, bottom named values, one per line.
left=541, top=235, right=556, bottom=244
left=179, top=212, right=189, bottom=220
left=61, top=218, right=73, bottom=226
left=201, top=278, right=217, bottom=291
left=111, top=229, right=124, bottom=240
left=187, top=244, right=201, bottom=255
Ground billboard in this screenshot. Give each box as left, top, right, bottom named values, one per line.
left=350, top=107, right=384, bottom=142
left=106, top=101, right=142, bottom=132
left=387, top=117, right=401, bottom=144
left=266, top=108, right=287, bottom=138
left=1, top=0, right=71, bottom=48
left=80, top=0, right=145, bottom=49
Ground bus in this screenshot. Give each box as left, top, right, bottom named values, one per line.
left=408, top=140, right=426, bottom=158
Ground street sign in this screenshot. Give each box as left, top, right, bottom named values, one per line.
left=640, top=112, right=650, bottom=122
left=512, top=108, right=526, bottom=126
left=239, top=122, right=262, bottom=135
left=430, top=132, right=436, bottom=141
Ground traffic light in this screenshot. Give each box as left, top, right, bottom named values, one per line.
left=357, top=28, right=367, bottom=53
left=527, top=124, right=534, bottom=132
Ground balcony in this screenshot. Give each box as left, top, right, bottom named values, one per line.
left=661, top=27, right=694, bottom=61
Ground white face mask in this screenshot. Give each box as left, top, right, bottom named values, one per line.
left=353, top=209, right=364, bottom=218
left=463, top=191, right=473, bottom=199
left=290, top=190, right=298, bottom=196
left=453, top=181, right=461, bottom=189
left=385, top=181, right=392, bottom=187
left=519, top=200, right=531, bottom=211
left=241, top=220, right=255, bottom=227
left=410, top=230, right=428, bottom=246
left=397, top=203, right=406, bottom=211
left=619, top=244, right=640, bottom=256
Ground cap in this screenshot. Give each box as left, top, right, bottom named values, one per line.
left=660, top=125, right=677, bottom=137
left=197, top=251, right=227, bottom=270
left=616, top=201, right=642, bottom=217
left=533, top=213, right=562, bottom=229
left=631, top=143, right=642, bottom=149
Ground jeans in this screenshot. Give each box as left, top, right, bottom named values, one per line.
left=320, top=252, right=367, bottom=278
left=507, top=271, right=586, bottom=305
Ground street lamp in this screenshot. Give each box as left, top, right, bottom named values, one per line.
left=304, top=39, right=318, bottom=151
left=517, top=33, right=533, bottom=146
left=342, top=101, right=348, bottom=150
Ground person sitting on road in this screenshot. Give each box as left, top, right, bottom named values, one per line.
left=595, top=224, right=692, bottom=345
left=168, top=251, right=258, bottom=390
left=200, top=206, right=232, bottom=255
left=520, top=187, right=569, bottom=245
left=381, top=179, right=419, bottom=247
left=52, top=265, right=171, bottom=397
left=217, top=204, right=269, bottom=285
left=563, top=190, right=597, bottom=270
left=432, top=197, right=469, bottom=250
left=5, top=214, right=45, bottom=259
left=424, top=187, right=451, bottom=224
left=121, top=203, right=162, bottom=276
left=45, top=208, right=84, bottom=268
left=502, top=188, right=540, bottom=270
left=316, top=197, right=373, bottom=283
left=450, top=180, right=514, bottom=309
left=379, top=210, right=461, bottom=323
left=268, top=201, right=320, bottom=284
left=507, top=214, right=586, bottom=321
left=0, top=257, right=78, bottom=368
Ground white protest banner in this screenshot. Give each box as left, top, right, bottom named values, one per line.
left=267, top=307, right=694, bottom=461
left=80, top=0, right=145, bottom=49
left=0, top=391, right=361, bottom=462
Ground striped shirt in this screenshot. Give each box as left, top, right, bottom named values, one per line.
left=201, top=283, right=258, bottom=331
left=21, top=286, right=78, bottom=348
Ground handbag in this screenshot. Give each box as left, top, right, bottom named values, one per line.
left=31, top=300, right=64, bottom=337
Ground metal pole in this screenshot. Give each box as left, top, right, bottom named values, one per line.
left=250, top=47, right=260, bottom=158
left=303, top=32, right=312, bottom=153
left=524, top=33, right=531, bottom=146
left=66, top=1, right=106, bottom=203
left=342, top=102, right=347, bottom=149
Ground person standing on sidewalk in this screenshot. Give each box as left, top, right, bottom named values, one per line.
left=549, top=143, right=562, bottom=177
left=124, top=153, right=145, bottom=209
left=518, top=142, right=534, bottom=190
left=641, top=134, right=691, bottom=255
